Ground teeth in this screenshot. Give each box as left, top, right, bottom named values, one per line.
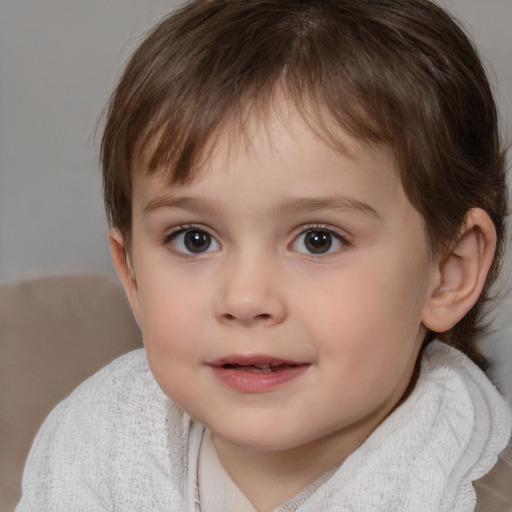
left=254, top=367, right=273, bottom=373
left=222, top=362, right=294, bottom=373
left=244, top=364, right=272, bottom=373
left=227, top=363, right=274, bottom=373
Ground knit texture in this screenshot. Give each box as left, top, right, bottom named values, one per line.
left=16, top=342, right=511, bottom=511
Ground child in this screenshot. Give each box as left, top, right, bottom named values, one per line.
left=17, top=0, right=511, bottom=510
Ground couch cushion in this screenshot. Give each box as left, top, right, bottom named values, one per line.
left=0, top=274, right=142, bottom=511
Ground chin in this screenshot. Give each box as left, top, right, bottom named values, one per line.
left=208, top=419, right=317, bottom=453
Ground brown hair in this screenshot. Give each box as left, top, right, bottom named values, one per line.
left=101, top=0, right=508, bottom=362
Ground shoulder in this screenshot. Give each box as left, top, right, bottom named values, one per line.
left=40, top=348, right=168, bottom=435
left=17, top=349, right=191, bottom=511
left=423, top=342, right=512, bottom=510
left=474, top=440, right=512, bottom=511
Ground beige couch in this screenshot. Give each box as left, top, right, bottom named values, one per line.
left=0, top=274, right=142, bottom=512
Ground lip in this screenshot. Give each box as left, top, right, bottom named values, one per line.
left=208, top=355, right=310, bottom=393
left=210, top=354, right=304, bottom=367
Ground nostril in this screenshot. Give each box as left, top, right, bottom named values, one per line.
left=219, top=312, right=273, bottom=324
left=215, top=293, right=286, bottom=326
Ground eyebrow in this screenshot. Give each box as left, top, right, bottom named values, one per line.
left=143, top=194, right=380, bottom=220
left=273, top=195, right=381, bottom=219
left=143, top=196, right=220, bottom=215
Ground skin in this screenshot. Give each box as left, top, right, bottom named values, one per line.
left=110, top=107, right=496, bottom=511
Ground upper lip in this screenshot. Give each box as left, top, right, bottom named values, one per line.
left=209, top=355, right=307, bottom=367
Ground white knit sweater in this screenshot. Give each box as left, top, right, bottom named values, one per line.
left=16, top=341, right=511, bottom=511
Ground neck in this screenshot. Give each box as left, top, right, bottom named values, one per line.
left=211, top=429, right=363, bottom=512
left=209, top=367, right=418, bottom=512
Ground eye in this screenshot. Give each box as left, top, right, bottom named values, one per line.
left=167, top=227, right=220, bottom=254
left=291, top=228, right=346, bottom=255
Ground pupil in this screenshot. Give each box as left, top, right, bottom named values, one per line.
left=184, top=231, right=211, bottom=253
left=305, top=231, right=332, bottom=254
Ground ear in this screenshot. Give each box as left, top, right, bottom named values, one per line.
left=108, top=228, right=142, bottom=325
left=421, top=208, right=496, bottom=333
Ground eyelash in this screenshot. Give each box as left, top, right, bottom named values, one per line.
left=162, top=223, right=349, bottom=257
left=163, top=224, right=220, bottom=257
left=290, top=224, right=349, bottom=256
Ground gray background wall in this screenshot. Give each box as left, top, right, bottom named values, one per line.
left=0, top=0, right=176, bottom=282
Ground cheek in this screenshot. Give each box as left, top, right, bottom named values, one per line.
left=141, top=302, right=202, bottom=408
left=301, top=257, right=426, bottom=381
left=135, top=270, right=209, bottom=381
left=137, top=259, right=210, bottom=328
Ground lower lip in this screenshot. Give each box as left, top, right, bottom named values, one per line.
left=211, top=365, right=309, bottom=392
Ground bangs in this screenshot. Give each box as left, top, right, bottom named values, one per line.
left=141, top=81, right=386, bottom=187
left=106, top=0, right=427, bottom=189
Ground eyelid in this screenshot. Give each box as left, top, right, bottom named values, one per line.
left=294, top=223, right=349, bottom=240
left=164, top=223, right=216, bottom=241
left=163, top=223, right=221, bottom=255
left=289, top=223, right=350, bottom=255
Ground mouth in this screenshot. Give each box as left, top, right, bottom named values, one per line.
left=209, top=356, right=310, bottom=392
left=220, top=362, right=299, bottom=373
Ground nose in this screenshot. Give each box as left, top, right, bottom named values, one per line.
left=214, top=253, right=287, bottom=327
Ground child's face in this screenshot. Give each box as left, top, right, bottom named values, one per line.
left=116, top=108, right=439, bottom=455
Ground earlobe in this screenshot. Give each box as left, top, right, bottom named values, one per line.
left=421, top=208, right=496, bottom=333
left=108, top=228, right=142, bottom=324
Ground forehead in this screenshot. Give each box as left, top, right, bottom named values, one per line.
left=136, top=87, right=386, bottom=187
left=133, top=107, right=412, bottom=224
left=140, top=97, right=394, bottom=179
